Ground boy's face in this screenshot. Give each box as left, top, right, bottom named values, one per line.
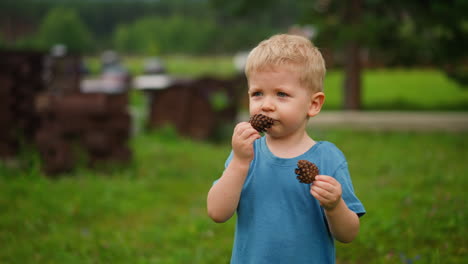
left=248, top=66, right=315, bottom=138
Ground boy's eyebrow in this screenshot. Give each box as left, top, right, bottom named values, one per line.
left=248, top=87, right=261, bottom=92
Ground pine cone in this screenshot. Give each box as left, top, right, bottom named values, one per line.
left=249, top=114, right=274, bottom=133
left=295, top=160, right=319, bottom=184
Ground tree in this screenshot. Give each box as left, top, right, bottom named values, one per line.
left=112, top=15, right=218, bottom=55
left=210, top=0, right=468, bottom=109
left=36, top=7, right=93, bottom=53
left=342, top=0, right=363, bottom=110
left=306, top=0, right=468, bottom=109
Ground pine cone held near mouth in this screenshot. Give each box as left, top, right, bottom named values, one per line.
left=249, top=114, right=274, bottom=133
left=295, top=160, right=319, bottom=184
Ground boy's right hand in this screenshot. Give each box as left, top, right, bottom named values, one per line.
left=232, top=122, right=261, bottom=162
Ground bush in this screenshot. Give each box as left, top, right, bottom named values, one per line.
left=113, top=15, right=217, bottom=55
left=35, top=7, right=93, bottom=53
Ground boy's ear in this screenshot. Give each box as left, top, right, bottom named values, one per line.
left=308, top=92, right=325, bottom=118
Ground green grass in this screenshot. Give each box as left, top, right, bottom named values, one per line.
left=1, top=129, right=467, bottom=263
left=323, top=69, right=468, bottom=111
left=322, top=130, right=467, bottom=263
left=0, top=131, right=233, bottom=264
left=85, top=56, right=468, bottom=111
left=14, top=57, right=465, bottom=263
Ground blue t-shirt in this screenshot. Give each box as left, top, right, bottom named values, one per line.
left=221, top=137, right=365, bottom=264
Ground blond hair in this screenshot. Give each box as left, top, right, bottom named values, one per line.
left=245, top=34, right=326, bottom=92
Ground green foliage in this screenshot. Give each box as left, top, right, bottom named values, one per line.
left=0, top=130, right=466, bottom=263
left=209, top=91, right=230, bottom=111
left=113, top=15, right=217, bottom=55
left=211, top=21, right=276, bottom=53
left=301, top=0, right=468, bottom=86
left=113, top=24, right=139, bottom=55
left=36, top=7, right=93, bottom=53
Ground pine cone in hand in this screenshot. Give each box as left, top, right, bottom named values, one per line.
left=249, top=114, right=274, bottom=133
left=295, top=160, right=319, bottom=184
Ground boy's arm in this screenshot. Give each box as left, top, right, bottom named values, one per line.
left=324, top=198, right=360, bottom=243
left=311, top=175, right=360, bottom=243
left=207, top=122, right=260, bottom=223
left=207, top=157, right=250, bottom=223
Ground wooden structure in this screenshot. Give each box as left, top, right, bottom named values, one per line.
left=34, top=53, right=132, bottom=175
left=146, top=75, right=245, bottom=140
left=0, top=49, right=132, bottom=175
left=0, top=50, right=45, bottom=157
left=35, top=93, right=131, bottom=174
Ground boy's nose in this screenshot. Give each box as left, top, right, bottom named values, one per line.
left=261, top=97, right=275, bottom=111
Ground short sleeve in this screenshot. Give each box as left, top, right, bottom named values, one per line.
left=224, top=150, right=234, bottom=169
left=213, top=151, right=234, bottom=185
left=333, top=162, right=366, bottom=217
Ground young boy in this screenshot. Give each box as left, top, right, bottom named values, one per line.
left=207, top=34, right=365, bottom=263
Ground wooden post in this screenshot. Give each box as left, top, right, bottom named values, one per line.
left=343, top=0, right=363, bottom=110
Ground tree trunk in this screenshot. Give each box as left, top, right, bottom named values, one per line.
left=344, top=43, right=362, bottom=110
left=343, top=0, right=363, bottom=110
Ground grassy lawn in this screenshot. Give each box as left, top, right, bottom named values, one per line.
left=323, top=69, right=468, bottom=111
left=1, top=58, right=466, bottom=263
left=1, top=128, right=467, bottom=263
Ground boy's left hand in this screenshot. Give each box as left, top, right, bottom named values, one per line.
left=310, top=175, right=342, bottom=211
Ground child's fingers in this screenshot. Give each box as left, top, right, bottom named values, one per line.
left=315, top=176, right=342, bottom=193
left=310, top=189, right=331, bottom=206
left=310, top=181, right=342, bottom=211
left=239, top=127, right=259, bottom=140
left=232, top=122, right=259, bottom=151
left=246, top=132, right=261, bottom=144
left=310, top=188, right=334, bottom=209
left=310, top=189, right=320, bottom=200
left=315, top=175, right=336, bottom=183
left=233, top=122, right=250, bottom=135
left=234, top=122, right=258, bottom=139
left=312, top=179, right=334, bottom=191
left=311, top=185, right=332, bottom=200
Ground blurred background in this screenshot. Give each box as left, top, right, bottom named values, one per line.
left=0, top=0, right=467, bottom=263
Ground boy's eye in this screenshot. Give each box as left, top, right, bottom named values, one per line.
left=277, top=92, right=288, bottom=97
left=251, top=91, right=263, bottom=97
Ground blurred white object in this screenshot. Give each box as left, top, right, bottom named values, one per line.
left=133, top=74, right=173, bottom=90
left=288, top=24, right=317, bottom=40
left=144, top=57, right=166, bottom=74
left=50, top=44, right=67, bottom=57
left=81, top=65, right=130, bottom=93
left=101, top=50, right=120, bottom=66
left=233, top=51, right=249, bottom=73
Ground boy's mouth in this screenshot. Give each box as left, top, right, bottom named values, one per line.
left=268, top=117, right=278, bottom=123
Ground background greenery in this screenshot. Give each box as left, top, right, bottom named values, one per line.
left=90, top=55, right=468, bottom=111
left=2, top=0, right=466, bottom=111
left=1, top=62, right=467, bottom=263
left=2, top=0, right=466, bottom=71
left=0, top=1, right=279, bottom=55
left=1, top=128, right=466, bottom=263
left=1, top=1, right=467, bottom=262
